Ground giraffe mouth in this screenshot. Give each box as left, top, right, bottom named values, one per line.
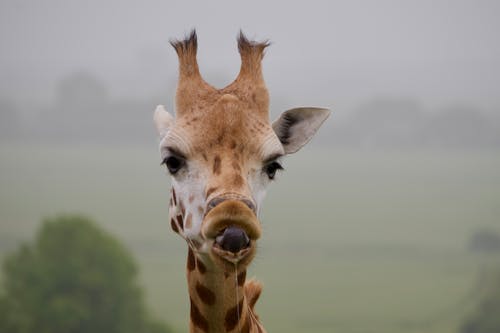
left=212, top=240, right=252, bottom=264
left=202, top=200, right=261, bottom=264
left=211, top=226, right=252, bottom=263
left=215, top=226, right=251, bottom=252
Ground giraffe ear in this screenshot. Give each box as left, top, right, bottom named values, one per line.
left=272, top=107, right=330, bottom=154
left=154, top=105, right=175, bottom=138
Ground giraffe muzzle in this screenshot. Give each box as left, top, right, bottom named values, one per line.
left=202, top=199, right=261, bottom=255
left=206, top=195, right=256, bottom=215
left=203, top=200, right=261, bottom=238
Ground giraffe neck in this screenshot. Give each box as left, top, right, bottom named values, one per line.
left=185, top=247, right=266, bottom=333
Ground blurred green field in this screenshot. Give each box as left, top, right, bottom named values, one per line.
left=1, top=143, right=499, bottom=333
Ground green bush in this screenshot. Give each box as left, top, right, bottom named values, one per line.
left=0, top=215, right=172, bottom=333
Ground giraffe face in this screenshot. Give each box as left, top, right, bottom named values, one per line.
left=154, top=31, right=330, bottom=272
left=157, top=95, right=284, bottom=270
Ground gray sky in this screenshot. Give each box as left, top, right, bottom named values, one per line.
left=1, top=0, right=499, bottom=114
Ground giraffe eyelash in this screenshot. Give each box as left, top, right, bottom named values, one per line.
left=162, top=155, right=186, bottom=175
left=263, top=161, right=284, bottom=180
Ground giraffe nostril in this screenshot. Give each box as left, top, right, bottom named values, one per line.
left=207, top=197, right=226, bottom=211
left=206, top=196, right=256, bottom=214
left=241, top=199, right=255, bottom=212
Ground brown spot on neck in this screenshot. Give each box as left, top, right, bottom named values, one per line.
left=195, top=282, right=216, bottom=305
left=187, top=248, right=196, bottom=271
left=190, top=297, right=209, bottom=332
left=225, top=299, right=244, bottom=331
left=237, top=270, right=247, bottom=286
left=197, top=258, right=207, bottom=274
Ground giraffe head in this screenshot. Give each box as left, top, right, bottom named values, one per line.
left=154, top=31, right=329, bottom=272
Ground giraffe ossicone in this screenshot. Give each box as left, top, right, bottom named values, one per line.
left=154, top=30, right=330, bottom=333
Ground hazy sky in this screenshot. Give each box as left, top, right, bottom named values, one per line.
left=1, top=0, right=499, bottom=114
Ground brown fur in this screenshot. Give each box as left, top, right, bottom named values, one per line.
left=187, top=248, right=196, bottom=271
left=173, top=30, right=270, bottom=121
left=161, top=30, right=329, bottom=333
left=190, top=297, right=210, bottom=332
left=196, top=282, right=216, bottom=305
left=236, top=31, right=270, bottom=80
left=244, top=279, right=263, bottom=311
left=170, top=30, right=273, bottom=333
left=187, top=264, right=264, bottom=333
left=170, top=30, right=200, bottom=77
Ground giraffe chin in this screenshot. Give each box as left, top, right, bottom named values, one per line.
left=212, top=243, right=253, bottom=265
left=202, top=200, right=261, bottom=268
left=209, top=239, right=256, bottom=271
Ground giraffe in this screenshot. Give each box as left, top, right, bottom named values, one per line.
left=153, top=30, right=330, bottom=333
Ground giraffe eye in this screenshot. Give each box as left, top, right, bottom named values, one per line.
left=162, top=156, right=185, bottom=175
left=263, top=161, right=283, bottom=180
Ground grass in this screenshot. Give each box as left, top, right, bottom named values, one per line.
left=1, top=142, right=499, bottom=332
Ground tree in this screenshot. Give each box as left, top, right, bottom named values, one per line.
left=0, top=215, right=172, bottom=333
left=468, top=229, right=500, bottom=254
left=461, top=269, right=500, bottom=333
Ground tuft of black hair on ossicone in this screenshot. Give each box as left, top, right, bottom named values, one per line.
left=237, top=30, right=270, bottom=57
left=170, top=29, right=198, bottom=55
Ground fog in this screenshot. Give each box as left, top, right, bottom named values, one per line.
left=1, top=0, right=500, bottom=126
left=1, top=0, right=500, bottom=149
left=1, top=2, right=500, bottom=333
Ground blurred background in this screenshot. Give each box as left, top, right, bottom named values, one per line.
left=1, top=1, right=499, bottom=332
